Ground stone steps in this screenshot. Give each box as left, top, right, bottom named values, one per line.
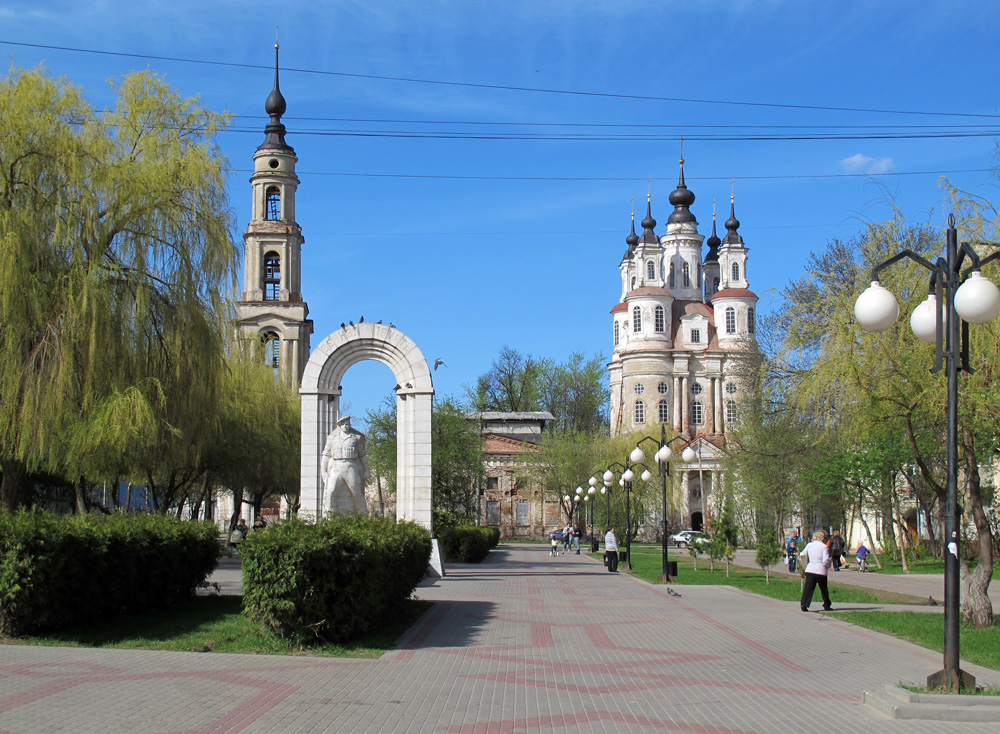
left=863, top=685, right=1000, bottom=722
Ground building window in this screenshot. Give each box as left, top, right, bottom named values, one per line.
left=261, top=332, right=280, bottom=368
left=631, top=276, right=636, bottom=290
left=732, top=262, right=740, bottom=282
left=614, top=320, right=620, bottom=346
left=691, top=328, right=701, bottom=344
left=633, top=306, right=642, bottom=333
left=658, top=399, right=670, bottom=423
left=725, top=382, right=738, bottom=395
left=726, top=400, right=738, bottom=423
left=748, top=307, right=756, bottom=334
left=712, top=277, right=720, bottom=294
left=669, top=263, right=675, bottom=288
left=516, top=501, right=530, bottom=526
left=486, top=501, right=500, bottom=525
left=691, top=382, right=704, bottom=395
left=725, top=307, right=736, bottom=334
left=682, top=261, right=691, bottom=287
left=486, top=476, right=499, bottom=490
left=647, top=260, right=655, bottom=279
left=654, top=305, right=665, bottom=332
left=265, top=186, right=281, bottom=220
left=691, top=401, right=704, bottom=425
left=264, top=253, right=281, bottom=301
left=634, top=401, right=645, bottom=424
left=697, top=263, right=702, bottom=287
left=634, top=383, right=645, bottom=395
left=657, top=382, right=669, bottom=394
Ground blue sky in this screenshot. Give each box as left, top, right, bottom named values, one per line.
left=3, top=1, right=1000, bottom=425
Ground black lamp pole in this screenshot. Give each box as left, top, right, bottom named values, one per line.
left=859, top=215, right=1000, bottom=692
left=633, top=426, right=688, bottom=581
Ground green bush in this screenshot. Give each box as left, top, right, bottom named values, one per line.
left=0, top=508, right=219, bottom=637
left=438, top=525, right=498, bottom=563
left=240, top=515, right=430, bottom=644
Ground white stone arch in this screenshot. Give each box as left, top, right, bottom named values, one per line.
left=300, top=323, right=434, bottom=528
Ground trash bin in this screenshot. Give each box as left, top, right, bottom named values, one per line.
left=665, top=561, right=678, bottom=578
left=618, top=550, right=628, bottom=564
left=591, top=540, right=600, bottom=553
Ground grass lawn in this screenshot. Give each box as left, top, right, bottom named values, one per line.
left=831, top=611, right=1000, bottom=672
left=622, top=548, right=928, bottom=606
left=857, top=556, right=1000, bottom=576
left=3, top=595, right=431, bottom=657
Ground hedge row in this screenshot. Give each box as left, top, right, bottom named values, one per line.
left=240, top=515, right=431, bottom=644
left=438, top=525, right=500, bottom=563
left=0, top=509, right=220, bottom=637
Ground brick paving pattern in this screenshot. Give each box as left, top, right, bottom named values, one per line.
left=2, top=544, right=997, bottom=733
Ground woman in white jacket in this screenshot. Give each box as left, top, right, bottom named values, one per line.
left=800, top=530, right=833, bottom=612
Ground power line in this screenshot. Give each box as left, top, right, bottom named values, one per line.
left=4, top=39, right=999, bottom=121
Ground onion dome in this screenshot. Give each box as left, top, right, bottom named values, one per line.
left=722, top=195, right=743, bottom=245
left=622, top=213, right=638, bottom=259
left=667, top=158, right=697, bottom=224
left=639, top=195, right=658, bottom=244
left=259, top=44, right=292, bottom=151
left=705, top=212, right=720, bottom=262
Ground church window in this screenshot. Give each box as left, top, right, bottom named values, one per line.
left=632, top=306, right=642, bottom=333
left=748, top=307, right=756, bottom=334
left=726, top=400, right=738, bottom=423
left=657, top=382, right=669, bottom=394
left=668, top=263, right=675, bottom=288
left=647, top=260, right=655, bottom=279
left=725, top=382, right=738, bottom=395
left=654, top=305, right=665, bottom=332
left=631, top=277, right=636, bottom=290
left=691, top=383, right=704, bottom=395
left=634, top=383, right=645, bottom=395
left=261, top=332, right=280, bottom=368
left=658, top=400, right=670, bottom=423
left=613, top=320, right=620, bottom=346
left=265, top=186, right=281, bottom=220
left=682, top=262, right=691, bottom=287
left=732, top=262, right=740, bottom=282
left=486, top=477, right=499, bottom=490
left=691, top=401, right=704, bottom=425
left=725, top=307, right=736, bottom=334
left=697, top=263, right=702, bottom=287
left=691, top=328, right=701, bottom=344
left=634, top=401, right=645, bottom=424
left=264, top=253, right=281, bottom=301
left=712, top=277, right=720, bottom=294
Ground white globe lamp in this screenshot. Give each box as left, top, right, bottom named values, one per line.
left=909, top=294, right=940, bottom=344
left=954, top=271, right=1000, bottom=324
left=854, top=281, right=900, bottom=332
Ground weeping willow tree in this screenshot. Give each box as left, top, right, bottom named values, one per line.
left=0, top=64, right=238, bottom=509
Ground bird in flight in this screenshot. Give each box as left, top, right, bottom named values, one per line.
left=434, top=358, right=447, bottom=371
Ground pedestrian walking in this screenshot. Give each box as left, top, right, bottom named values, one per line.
left=572, top=524, right=581, bottom=554
left=561, top=523, right=572, bottom=554
left=829, top=530, right=845, bottom=571
left=800, top=530, right=833, bottom=612
left=604, top=526, right=619, bottom=572
left=549, top=530, right=560, bottom=557
left=785, top=537, right=798, bottom=574
left=228, top=519, right=247, bottom=557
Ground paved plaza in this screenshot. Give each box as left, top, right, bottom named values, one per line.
left=2, top=544, right=998, bottom=733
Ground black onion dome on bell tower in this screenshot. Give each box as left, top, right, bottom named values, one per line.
left=622, top=212, right=639, bottom=260
left=723, top=195, right=743, bottom=245
left=639, top=195, right=658, bottom=244
left=259, top=44, right=292, bottom=152
left=667, top=158, right=697, bottom=224
left=705, top=211, right=720, bottom=262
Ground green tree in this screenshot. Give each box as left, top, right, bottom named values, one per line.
left=0, top=65, right=236, bottom=509
left=755, top=529, right=782, bottom=584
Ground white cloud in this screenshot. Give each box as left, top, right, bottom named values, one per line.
left=840, top=153, right=894, bottom=174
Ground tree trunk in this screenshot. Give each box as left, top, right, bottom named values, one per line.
left=0, top=459, right=30, bottom=511
left=74, top=476, right=88, bottom=515
left=891, top=488, right=909, bottom=572
left=229, top=486, right=245, bottom=533
left=125, top=482, right=134, bottom=510
left=859, top=513, right=883, bottom=570
left=959, top=429, right=994, bottom=628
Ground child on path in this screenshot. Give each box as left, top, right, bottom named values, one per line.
left=856, top=542, right=869, bottom=572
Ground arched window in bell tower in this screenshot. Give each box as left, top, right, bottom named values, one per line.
left=261, top=332, right=280, bottom=368
left=682, top=262, right=691, bottom=287
left=263, top=252, right=281, bottom=301
left=668, top=263, right=675, bottom=288
left=732, top=262, right=740, bottom=282
left=265, top=186, right=281, bottom=221
left=646, top=260, right=655, bottom=279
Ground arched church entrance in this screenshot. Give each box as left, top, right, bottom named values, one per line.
left=691, top=512, right=704, bottom=532
left=299, top=323, right=434, bottom=528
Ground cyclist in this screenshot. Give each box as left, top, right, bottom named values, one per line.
left=856, top=541, right=869, bottom=572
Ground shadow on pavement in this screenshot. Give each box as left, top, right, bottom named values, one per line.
left=397, top=599, right=496, bottom=649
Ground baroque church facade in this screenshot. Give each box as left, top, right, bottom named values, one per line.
left=609, top=160, right=759, bottom=532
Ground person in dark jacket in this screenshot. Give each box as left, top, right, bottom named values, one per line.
left=829, top=530, right=845, bottom=571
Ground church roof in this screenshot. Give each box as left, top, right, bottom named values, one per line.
left=709, top=288, right=758, bottom=301
left=259, top=45, right=293, bottom=152
left=624, top=286, right=672, bottom=300
left=610, top=302, right=628, bottom=313
left=674, top=300, right=714, bottom=319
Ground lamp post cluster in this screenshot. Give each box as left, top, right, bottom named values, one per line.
left=585, top=426, right=696, bottom=578
left=854, top=214, right=1000, bottom=692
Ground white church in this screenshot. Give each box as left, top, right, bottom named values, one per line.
left=609, top=162, right=759, bottom=532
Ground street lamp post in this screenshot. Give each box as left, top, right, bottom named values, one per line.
left=631, top=425, right=695, bottom=581
left=854, top=214, right=1000, bottom=692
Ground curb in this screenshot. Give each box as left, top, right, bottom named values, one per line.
left=863, top=685, right=1000, bottom=722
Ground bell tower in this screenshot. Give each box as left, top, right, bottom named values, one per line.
left=237, top=44, right=313, bottom=384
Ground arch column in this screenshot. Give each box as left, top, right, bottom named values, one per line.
left=299, top=323, right=434, bottom=528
